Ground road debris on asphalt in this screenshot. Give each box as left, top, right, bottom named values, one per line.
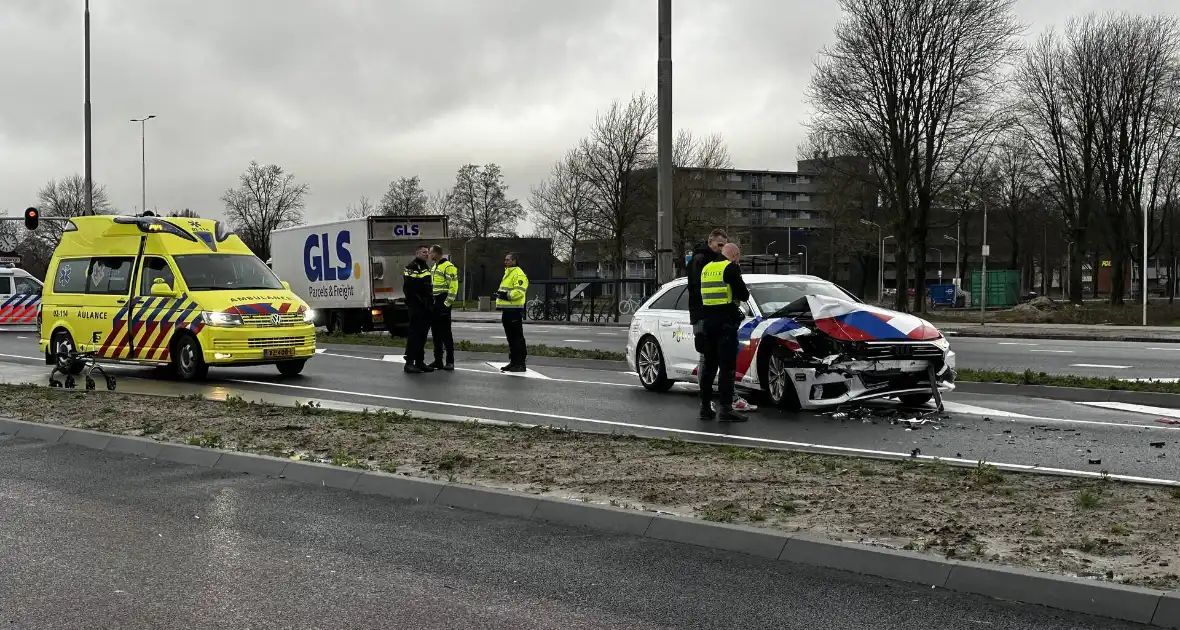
left=824, top=405, right=949, bottom=430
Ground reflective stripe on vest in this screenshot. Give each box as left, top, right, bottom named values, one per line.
left=432, top=260, right=458, bottom=299
left=700, top=260, right=732, bottom=306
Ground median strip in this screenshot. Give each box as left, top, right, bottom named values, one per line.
left=958, top=368, right=1180, bottom=394
left=4, top=382, right=1180, bottom=600
left=317, top=332, right=627, bottom=362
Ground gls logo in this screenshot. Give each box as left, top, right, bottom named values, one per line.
left=304, top=230, right=355, bottom=282
left=393, top=224, right=420, bottom=237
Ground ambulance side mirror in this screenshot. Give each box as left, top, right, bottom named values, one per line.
left=281, top=281, right=291, bottom=291
left=150, top=281, right=177, bottom=298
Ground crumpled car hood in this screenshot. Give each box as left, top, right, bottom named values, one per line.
left=807, top=295, right=943, bottom=341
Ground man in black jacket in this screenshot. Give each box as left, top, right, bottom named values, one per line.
left=696, top=241, right=750, bottom=422
left=402, top=245, right=435, bottom=374
left=687, top=229, right=729, bottom=346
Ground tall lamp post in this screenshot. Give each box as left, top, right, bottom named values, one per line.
left=798, top=245, right=808, bottom=275
left=944, top=234, right=960, bottom=284
left=860, top=219, right=882, bottom=301
left=130, top=115, right=156, bottom=215
left=84, top=0, right=93, bottom=215
left=461, top=236, right=477, bottom=310
left=929, top=247, right=943, bottom=281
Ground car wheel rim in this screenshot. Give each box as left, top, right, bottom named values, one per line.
left=638, top=341, right=661, bottom=385
left=768, top=355, right=786, bottom=401
left=55, top=335, right=74, bottom=367
left=180, top=343, right=195, bottom=372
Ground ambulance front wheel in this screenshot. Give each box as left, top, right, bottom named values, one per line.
left=276, top=359, right=306, bottom=377
left=50, top=330, right=84, bottom=376
left=172, top=334, right=209, bottom=381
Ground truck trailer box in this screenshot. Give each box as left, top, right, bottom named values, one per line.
left=270, top=215, right=449, bottom=334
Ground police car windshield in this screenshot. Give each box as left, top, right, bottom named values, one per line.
left=174, top=254, right=284, bottom=291
left=750, top=281, right=860, bottom=317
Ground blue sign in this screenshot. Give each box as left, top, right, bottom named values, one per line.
left=393, top=224, right=421, bottom=237
left=303, top=230, right=353, bottom=282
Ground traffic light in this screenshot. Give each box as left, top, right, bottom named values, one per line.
left=23, top=207, right=37, bottom=231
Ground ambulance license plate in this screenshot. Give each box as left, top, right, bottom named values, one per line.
left=264, top=348, right=297, bottom=359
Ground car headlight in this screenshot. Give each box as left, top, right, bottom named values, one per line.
left=931, top=336, right=950, bottom=351
left=202, top=311, right=243, bottom=327
left=303, top=308, right=316, bottom=324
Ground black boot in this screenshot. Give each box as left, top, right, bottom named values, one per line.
left=505, top=364, right=527, bottom=373
left=404, top=363, right=425, bottom=374
left=717, top=406, right=748, bottom=423
left=416, top=362, right=435, bottom=373
left=699, top=401, right=715, bottom=421
left=442, top=361, right=455, bottom=371
left=427, top=360, right=444, bottom=370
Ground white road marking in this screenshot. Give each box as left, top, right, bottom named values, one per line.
left=484, top=362, right=552, bottom=379
left=938, top=401, right=1176, bottom=430
left=491, top=336, right=507, bottom=340
left=561, top=339, right=591, bottom=343
left=1070, top=364, right=1132, bottom=369
left=1078, top=401, right=1180, bottom=420
left=597, top=332, right=618, bottom=336
left=0, top=353, right=39, bottom=361
left=1146, top=348, right=1180, bottom=352
left=998, top=342, right=1038, bottom=346
left=379, top=354, right=405, bottom=364
left=1029, top=350, right=1074, bottom=353
left=314, top=348, right=326, bottom=354
left=16, top=336, right=28, bottom=340
left=318, top=351, right=633, bottom=387
left=222, top=379, right=1180, bottom=486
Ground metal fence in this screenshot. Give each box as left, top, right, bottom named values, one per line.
left=525, top=278, right=658, bottom=322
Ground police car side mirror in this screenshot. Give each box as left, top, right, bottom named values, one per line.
left=281, top=281, right=291, bottom=291
left=150, top=282, right=177, bottom=298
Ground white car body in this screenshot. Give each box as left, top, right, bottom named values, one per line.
left=625, top=274, right=957, bottom=410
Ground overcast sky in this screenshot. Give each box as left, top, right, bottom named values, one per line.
left=0, top=0, right=1172, bottom=230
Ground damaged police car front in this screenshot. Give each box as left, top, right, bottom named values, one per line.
left=626, top=274, right=956, bottom=410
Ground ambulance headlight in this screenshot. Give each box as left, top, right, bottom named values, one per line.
left=202, top=311, right=243, bottom=327
left=303, top=309, right=316, bottom=324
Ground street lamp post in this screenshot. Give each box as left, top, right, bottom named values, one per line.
left=1065, top=241, right=1074, bottom=300
left=84, top=0, right=93, bottom=216
left=764, top=240, right=777, bottom=255
left=798, top=245, right=809, bottom=275
left=130, top=115, right=156, bottom=216
left=860, top=219, right=882, bottom=301
left=461, top=236, right=477, bottom=310
left=981, top=200, right=989, bottom=325
left=930, top=247, right=943, bottom=281
left=944, top=234, right=960, bottom=284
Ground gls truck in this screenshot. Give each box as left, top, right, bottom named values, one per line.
left=269, top=215, right=449, bottom=335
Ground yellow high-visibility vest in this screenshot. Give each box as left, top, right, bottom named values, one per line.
left=431, top=259, right=459, bottom=306
left=700, top=260, right=732, bottom=306
left=496, top=266, right=528, bottom=309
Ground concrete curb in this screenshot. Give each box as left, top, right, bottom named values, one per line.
left=955, top=381, right=1180, bottom=407
left=0, top=417, right=1176, bottom=626
left=941, top=329, right=1180, bottom=344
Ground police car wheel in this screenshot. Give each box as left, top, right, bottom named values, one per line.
left=51, top=330, right=84, bottom=376
left=765, top=350, right=802, bottom=411
left=172, top=335, right=209, bottom=381
left=636, top=336, right=674, bottom=392
left=898, top=393, right=933, bottom=407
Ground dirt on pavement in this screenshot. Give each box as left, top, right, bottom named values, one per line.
left=5, top=384, right=1180, bottom=590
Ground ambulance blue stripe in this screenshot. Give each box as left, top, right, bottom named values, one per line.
left=175, top=303, right=197, bottom=325
left=157, top=297, right=184, bottom=324
left=131, top=297, right=157, bottom=322
left=146, top=297, right=170, bottom=323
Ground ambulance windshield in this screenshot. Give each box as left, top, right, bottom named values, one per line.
left=174, top=254, right=284, bottom=291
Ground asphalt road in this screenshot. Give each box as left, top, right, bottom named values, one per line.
left=1, top=332, right=1179, bottom=484
left=450, top=321, right=1180, bottom=380
left=0, top=436, right=1144, bottom=629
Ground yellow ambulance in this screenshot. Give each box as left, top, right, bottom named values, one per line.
left=38, top=215, right=316, bottom=380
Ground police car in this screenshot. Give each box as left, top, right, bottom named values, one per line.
left=0, top=264, right=43, bottom=327
left=625, top=274, right=957, bottom=410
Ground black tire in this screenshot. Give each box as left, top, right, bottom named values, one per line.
left=277, top=359, right=307, bottom=377
left=323, top=310, right=337, bottom=334
left=898, top=393, right=933, bottom=407
left=635, top=336, right=675, bottom=392
left=339, top=311, right=362, bottom=335
left=763, top=348, right=802, bottom=411
left=51, top=329, right=84, bottom=375
left=172, top=333, right=209, bottom=381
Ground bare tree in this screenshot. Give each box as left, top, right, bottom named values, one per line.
left=447, top=163, right=524, bottom=238
left=529, top=148, right=596, bottom=271
left=425, top=189, right=452, bottom=216
left=808, top=0, right=1023, bottom=311
left=167, top=208, right=200, bottom=218
left=221, top=161, right=308, bottom=260
left=378, top=176, right=429, bottom=216
left=671, top=130, right=733, bottom=268
left=36, top=174, right=111, bottom=244
left=576, top=91, right=658, bottom=302
left=345, top=195, right=376, bottom=219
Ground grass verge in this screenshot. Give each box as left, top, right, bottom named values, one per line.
left=6, top=383, right=1180, bottom=589
left=317, top=332, right=627, bottom=362
left=958, top=368, right=1180, bottom=394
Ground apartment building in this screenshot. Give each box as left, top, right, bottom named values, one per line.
left=677, top=166, right=823, bottom=251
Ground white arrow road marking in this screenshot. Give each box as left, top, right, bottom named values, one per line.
left=1069, top=364, right=1131, bottom=369
left=485, top=362, right=552, bottom=379
left=1078, top=401, right=1180, bottom=420
left=315, top=348, right=326, bottom=354
left=380, top=354, right=405, bottom=364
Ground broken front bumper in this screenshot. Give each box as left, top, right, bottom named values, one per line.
left=772, top=351, right=957, bottom=410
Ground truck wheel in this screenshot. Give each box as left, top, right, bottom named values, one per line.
left=340, top=311, right=362, bottom=335
left=277, top=359, right=307, bottom=377
left=172, top=334, right=209, bottom=381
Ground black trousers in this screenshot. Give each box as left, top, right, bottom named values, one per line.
left=406, top=306, right=432, bottom=364
left=699, top=318, right=738, bottom=406
left=431, top=296, right=454, bottom=363
left=501, top=308, right=526, bottom=366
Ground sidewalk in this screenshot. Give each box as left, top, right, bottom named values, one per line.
left=935, top=321, right=1180, bottom=343
left=452, top=310, right=630, bottom=327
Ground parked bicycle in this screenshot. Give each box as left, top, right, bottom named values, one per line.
left=526, top=298, right=569, bottom=321
left=617, top=296, right=644, bottom=316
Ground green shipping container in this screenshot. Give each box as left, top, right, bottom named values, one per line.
left=969, top=269, right=1020, bottom=308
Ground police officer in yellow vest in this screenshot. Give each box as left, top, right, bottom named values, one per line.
left=494, top=252, right=529, bottom=373
left=697, top=243, right=750, bottom=422
left=428, top=245, right=459, bottom=371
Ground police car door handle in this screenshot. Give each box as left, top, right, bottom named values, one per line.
left=660, top=321, right=673, bottom=327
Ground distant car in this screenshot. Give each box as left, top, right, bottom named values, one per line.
left=624, top=274, right=957, bottom=410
